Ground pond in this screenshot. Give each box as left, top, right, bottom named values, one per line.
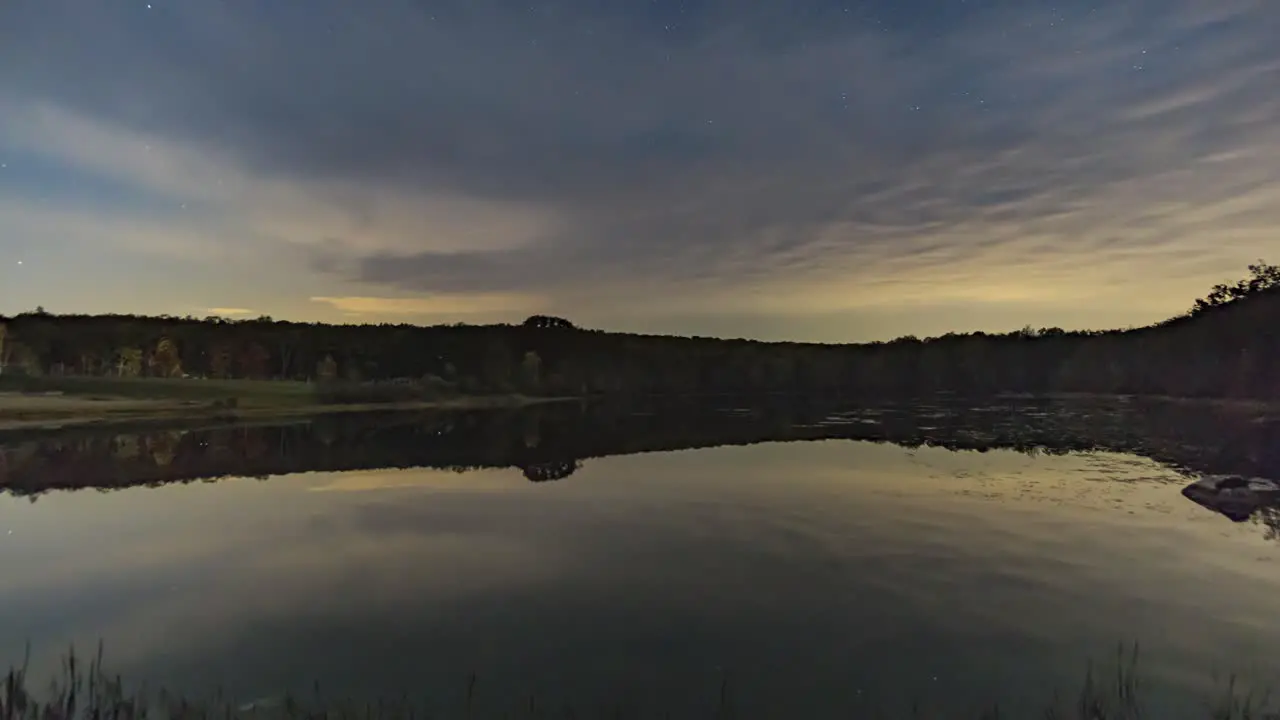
left=1, top=398, right=1279, bottom=718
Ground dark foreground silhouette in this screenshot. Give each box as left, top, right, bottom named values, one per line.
left=2, top=395, right=1278, bottom=539
left=0, top=262, right=1277, bottom=401
left=2, top=644, right=1277, bottom=719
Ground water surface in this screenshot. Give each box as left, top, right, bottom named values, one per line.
left=1, top=400, right=1278, bottom=717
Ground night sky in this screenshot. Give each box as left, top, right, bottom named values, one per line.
left=2, top=1, right=1277, bottom=341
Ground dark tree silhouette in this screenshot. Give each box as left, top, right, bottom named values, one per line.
left=0, top=262, right=1276, bottom=400
left=1191, top=260, right=1280, bottom=313
left=523, top=315, right=576, bottom=330
left=520, top=459, right=582, bottom=482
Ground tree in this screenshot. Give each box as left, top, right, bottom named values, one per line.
left=277, top=328, right=302, bottom=379
left=6, top=341, right=40, bottom=375
left=317, top=354, right=338, bottom=381
left=13, top=318, right=52, bottom=374
left=1193, top=259, right=1279, bottom=313
left=209, top=343, right=234, bottom=379
left=0, top=322, right=7, bottom=376
left=482, top=339, right=513, bottom=391
left=151, top=337, right=183, bottom=378
left=523, top=315, right=575, bottom=329
left=520, top=350, right=542, bottom=393
left=115, top=347, right=143, bottom=377
left=0, top=260, right=1273, bottom=401
left=237, top=341, right=271, bottom=379
left=77, top=349, right=102, bottom=376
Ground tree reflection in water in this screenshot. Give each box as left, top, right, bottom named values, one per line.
left=2, top=395, right=1279, bottom=537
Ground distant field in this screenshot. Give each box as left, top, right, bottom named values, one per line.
left=0, top=374, right=318, bottom=405
left=0, top=393, right=177, bottom=412
left=0, top=374, right=559, bottom=431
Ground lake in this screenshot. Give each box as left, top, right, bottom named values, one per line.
left=2, top=398, right=1279, bottom=718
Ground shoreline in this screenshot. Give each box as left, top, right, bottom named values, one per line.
left=2, top=384, right=1275, bottom=434
left=995, top=391, right=1280, bottom=413
left=0, top=391, right=577, bottom=432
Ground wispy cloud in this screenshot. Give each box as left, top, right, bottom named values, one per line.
left=309, top=293, right=541, bottom=319
left=2, top=0, right=1277, bottom=337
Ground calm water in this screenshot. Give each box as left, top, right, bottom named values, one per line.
left=2, top=399, right=1279, bottom=717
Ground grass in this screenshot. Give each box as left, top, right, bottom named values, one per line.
left=0, top=375, right=322, bottom=405
left=3, top=645, right=1279, bottom=720
left=0, top=375, right=568, bottom=431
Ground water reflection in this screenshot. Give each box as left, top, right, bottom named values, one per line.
left=2, top=396, right=1279, bottom=535
left=1, top=399, right=1279, bottom=717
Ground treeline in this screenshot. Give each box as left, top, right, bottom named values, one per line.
left=0, top=262, right=1277, bottom=399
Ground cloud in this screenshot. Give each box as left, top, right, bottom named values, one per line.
left=0, top=101, right=563, bottom=258
left=2, top=0, right=1279, bottom=335
left=309, top=293, right=541, bottom=319
left=207, top=308, right=256, bottom=317
left=0, top=195, right=220, bottom=260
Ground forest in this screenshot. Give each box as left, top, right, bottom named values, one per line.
left=0, top=261, right=1276, bottom=400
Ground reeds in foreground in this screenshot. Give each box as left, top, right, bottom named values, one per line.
left=3, top=643, right=1279, bottom=719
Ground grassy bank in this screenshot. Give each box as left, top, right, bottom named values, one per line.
left=2, top=645, right=1278, bottom=719
left=0, top=375, right=568, bottom=431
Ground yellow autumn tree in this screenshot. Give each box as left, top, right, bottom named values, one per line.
left=151, top=337, right=183, bottom=377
